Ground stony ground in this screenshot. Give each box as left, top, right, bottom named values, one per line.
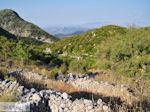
left=58, top=73, right=138, bottom=105
left=0, top=70, right=140, bottom=112
left=0, top=79, right=110, bottom=112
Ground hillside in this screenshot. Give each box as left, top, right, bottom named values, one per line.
left=49, top=25, right=127, bottom=56
left=47, top=25, right=150, bottom=80
left=0, top=9, right=58, bottom=43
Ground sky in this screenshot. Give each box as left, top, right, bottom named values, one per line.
left=0, top=0, right=150, bottom=28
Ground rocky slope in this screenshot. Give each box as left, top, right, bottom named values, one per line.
left=0, top=26, right=44, bottom=46
left=0, top=26, right=16, bottom=38
left=0, top=9, right=58, bottom=43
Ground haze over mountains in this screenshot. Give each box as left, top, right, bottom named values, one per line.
left=44, top=22, right=103, bottom=38
left=0, top=9, right=58, bottom=43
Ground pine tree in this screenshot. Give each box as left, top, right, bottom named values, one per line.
left=11, top=40, right=31, bottom=66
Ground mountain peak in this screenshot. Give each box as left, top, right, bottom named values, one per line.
left=0, top=9, right=58, bottom=43
left=0, top=9, right=21, bottom=19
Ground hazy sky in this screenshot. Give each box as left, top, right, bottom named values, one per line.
left=0, top=0, right=150, bottom=28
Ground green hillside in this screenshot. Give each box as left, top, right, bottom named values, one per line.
left=96, top=27, right=150, bottom=79
left=44, top=25, right=150, bottom=82
left=49, top=25, right=127, bottom=56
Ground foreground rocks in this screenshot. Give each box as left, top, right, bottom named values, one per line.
left=5, top=70, right=139, bottom=111
left=0, top=79, right=110, bottom=112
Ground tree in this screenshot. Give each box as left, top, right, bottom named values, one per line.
left=11, top=40, right=32, bottom=66
left=0, top=36, right=12, bottom=61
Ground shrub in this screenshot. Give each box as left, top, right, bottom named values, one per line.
left=69, top=60, right=86, bottom=74
left=59, top=63, right=68, bottom=75
left=48, top=68, right=59, bottom=79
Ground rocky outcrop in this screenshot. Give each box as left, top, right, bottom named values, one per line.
left=0, top=9, right=58, bottom=43
left=0, top=79, right=110, bottom=112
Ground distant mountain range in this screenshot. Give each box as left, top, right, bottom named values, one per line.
left=44, top=22, right=103, bottom=38
left=0, top=9, right=58, bottom=43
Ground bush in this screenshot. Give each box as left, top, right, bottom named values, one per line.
left=48, top=68, right=59, bottom=79
left=59, top=63, right=68, bottom=75
left=69, top=60, right=86, bottom=74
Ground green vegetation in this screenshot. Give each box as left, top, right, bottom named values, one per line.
left=59, top=63, right=68, bottom=75
left=0, top=36, right=61, bottom=70
left=96, top=27, right=150, bottom=80
left=49, top=25, right=127, bottom=55
left=1, top=24, right=150, bottom=83
left=44, top=25, right=150, bottom=83
left=68, top=60, right=87, bottom=74
left=42, top=25, right=128, bottom=75
left=0, top=8, right=149, bottom=83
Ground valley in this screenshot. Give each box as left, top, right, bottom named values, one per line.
left=0, top=9, right=150, bottom=112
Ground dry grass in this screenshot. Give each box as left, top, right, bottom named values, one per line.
left=92, top=71, right=150, bottom=112
left=0, top=90, right=18, bottom=102
left=94, top=73, right=132, bottom=86
left=13, top=72, right=77, bottom=93
left=22, top=64, right=51, bottom=76
left=45, top=80, right=77, bottom=93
